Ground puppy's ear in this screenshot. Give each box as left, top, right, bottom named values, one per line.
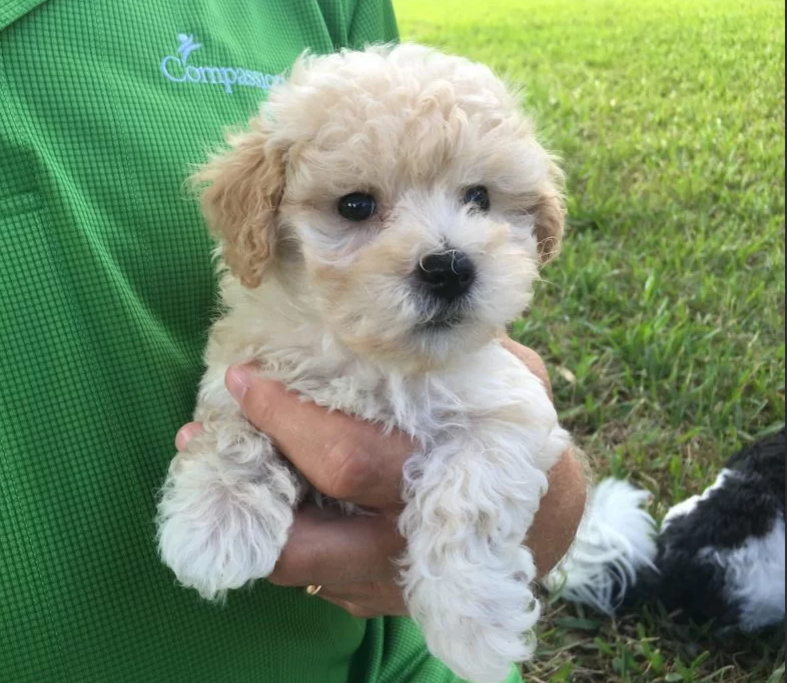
left=533, top=161, right=566, bottom=264
left=193, top=121, right=286, bottom=288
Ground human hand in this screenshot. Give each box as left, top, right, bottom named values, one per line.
left=175, top=341, right=586, bottom=618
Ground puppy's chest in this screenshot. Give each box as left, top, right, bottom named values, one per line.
left=279, top=370, right=445, bottom=438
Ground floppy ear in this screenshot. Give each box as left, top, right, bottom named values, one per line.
left=533, top=161, right=566, bottom=264
left=192, top=120, right=286, bottom=288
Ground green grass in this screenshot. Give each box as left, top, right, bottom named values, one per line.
left=395, top=0, right=786, bottom=681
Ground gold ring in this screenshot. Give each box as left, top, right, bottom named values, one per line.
left=306, top=585, right=323, bottom=597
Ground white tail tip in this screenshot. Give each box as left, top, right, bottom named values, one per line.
left=545, top=478, right=658, bottom=615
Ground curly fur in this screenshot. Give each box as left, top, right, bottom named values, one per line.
left=550, top=431, right=785, bottom=635
left=545, top=479, right=658, bottom=615
left=157, top=44, right=571, bottom=683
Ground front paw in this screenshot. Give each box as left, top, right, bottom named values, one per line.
left=405, top=548, right=540, bottom=683
left=157, top=447, right=297, bottom=601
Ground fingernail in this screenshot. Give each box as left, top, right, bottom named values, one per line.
left=226, top=365, right=251, bottom=402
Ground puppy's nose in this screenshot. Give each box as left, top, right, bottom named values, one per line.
left=417, top=251, right=476, bottom=301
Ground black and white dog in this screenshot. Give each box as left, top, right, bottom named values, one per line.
left=549, top=430, right=786, bottom=632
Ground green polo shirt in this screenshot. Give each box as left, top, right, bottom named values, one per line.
left=0, top=1, right=524, bottom=681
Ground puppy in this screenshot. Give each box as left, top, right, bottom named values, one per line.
left=549, top=430, right=786, bottom=633
left=651, top=429, right=786, bottom=631
left=157, top=44, right=572, bottom=683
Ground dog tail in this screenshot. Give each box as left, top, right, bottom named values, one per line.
left=544, top=478, right=659, bottom=615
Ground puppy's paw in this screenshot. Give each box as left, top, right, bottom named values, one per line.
left=404, top=547, right=540, bottom=683
left=156, top=430, right=298, bottom=600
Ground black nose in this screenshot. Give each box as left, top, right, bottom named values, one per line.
left=417, top=251, right=476, bottom=301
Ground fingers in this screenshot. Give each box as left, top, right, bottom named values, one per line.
left=499, top=337, right=553, bottom=402
left=175, top=422, right=203, bottom=451
left=225, top=366, right=414, bottom=507
left=268, top=507, right=405, bottom=587
left=318, top=582, right=409, bottom=618
left=319, top=597, right=378, bottom=620
left=526, top=448, right=587, bottom=578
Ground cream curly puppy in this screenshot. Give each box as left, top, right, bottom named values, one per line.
left=157, top=44, right=572, bottom=683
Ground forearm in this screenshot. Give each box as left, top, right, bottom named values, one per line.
left=528, top=448, right=588, bottom=578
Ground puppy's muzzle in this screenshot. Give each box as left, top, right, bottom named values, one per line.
left=417, top=250, right=476, bottom=303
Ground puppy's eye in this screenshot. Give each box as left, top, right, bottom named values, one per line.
left=338, top=193, right=377, bottom=222
left=463, top=185, right=491, bottom=212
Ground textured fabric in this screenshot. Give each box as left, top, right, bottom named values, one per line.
left=0, top=1, right=524, bottom=682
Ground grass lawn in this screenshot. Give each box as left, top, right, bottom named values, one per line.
left=394, top=0, right=786, bottom=681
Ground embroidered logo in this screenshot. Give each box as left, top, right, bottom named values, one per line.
left=161, top=34, right=286, bottom=94
left=177, top=34, right=202, bottom=64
